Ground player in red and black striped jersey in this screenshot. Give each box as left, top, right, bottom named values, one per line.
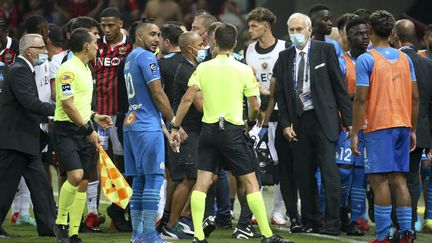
left=95, top=7, right=133, bottom=233
left=0, top=18, right=18, bottom=66
left=95, top=8, right=133, bottom=117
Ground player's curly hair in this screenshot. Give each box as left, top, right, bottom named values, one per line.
left=246, top=7, right=276, bottom=25
left=369, top=10, right=395, bottom=38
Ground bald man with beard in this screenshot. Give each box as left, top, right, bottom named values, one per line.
left=389, top=19, right=432, bottom=234
left=160, top=31, right=205, bottom=239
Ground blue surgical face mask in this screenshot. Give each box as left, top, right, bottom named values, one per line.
left=192, top=47, right=207, bottom=63
left=290, top=33, right=307, bottom=47
left=33, top=53, right=48, bottom=66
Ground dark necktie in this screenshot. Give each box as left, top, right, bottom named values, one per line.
left=295, top=51, right=305, bottom=116
left=297, top=51, right=305, bottom=93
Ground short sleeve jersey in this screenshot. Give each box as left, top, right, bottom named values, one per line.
left=356, top=48, right=416, bottom=87
left=123, top=47, right=162, bottom=132
left=188, top=54, right=259, bottom=125
left=325, top=37, right=343, bottom=57
left=356, top=47, right=416, bottom=132
left=54, top=55, right=93, bottom=122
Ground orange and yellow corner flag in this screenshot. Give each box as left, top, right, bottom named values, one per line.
left=98, top=145, right=132, bottom=209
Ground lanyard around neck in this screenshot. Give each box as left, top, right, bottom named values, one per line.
left=292, top=44, right=311, bottom=89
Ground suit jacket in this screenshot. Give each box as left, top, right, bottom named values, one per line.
left=274, top=40, right=352, bottom=142
left=402, top=47, right=432, bottom=148
left=0, top=57, right=55, bottom=155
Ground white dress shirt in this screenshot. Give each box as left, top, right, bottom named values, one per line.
left=294, top=40, right=313, bottom=110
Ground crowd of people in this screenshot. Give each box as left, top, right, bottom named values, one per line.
left=0, top=2, right=432, bottom=243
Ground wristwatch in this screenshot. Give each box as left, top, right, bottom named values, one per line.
left=78, top=123, right=94, bottom=136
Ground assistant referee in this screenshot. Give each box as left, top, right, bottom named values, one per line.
left=170, top=23, right=292, bottom=243
left=52, top=28, right=113, bottom=243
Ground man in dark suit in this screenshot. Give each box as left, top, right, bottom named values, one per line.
left=0, top=34, right=56, bottom=237
left=390, top=19, right=432, bottom=232
left=274, top=13, right=352, bottom=235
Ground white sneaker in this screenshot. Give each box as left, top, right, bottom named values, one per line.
left=271, top=212, right=288, bottom=226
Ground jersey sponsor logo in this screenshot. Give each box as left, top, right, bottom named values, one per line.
left=128, top=103, right=142, bottom=111
left=96, top=57, right=122, bottom=67
left=124, top=111, right=137, bottom=125
left=259, top=72, right=272, bottom=83
left=60, top=72, right=75, bottom=84
left=149, top=63, right=157, bottom=75
left=61, top=84, right=73, bottom=96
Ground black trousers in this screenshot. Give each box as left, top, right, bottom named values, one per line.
left=275, top=124, right=299, bottom=220
left=0, top=149, right=56, bottom=235
left=290, top=110, right=340, bottom=227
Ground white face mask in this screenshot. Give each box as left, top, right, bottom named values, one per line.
left=192, top=47, right=207, bottom=63
left=290, top=33, right=306, bottom=47
left=33, top=53, right=48, bottom=66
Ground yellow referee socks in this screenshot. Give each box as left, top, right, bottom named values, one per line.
left=191, top=190, right=207, bottom=240
left=56, top=180, right=78, bottom=225
left=68, top=191, right=87, bottom=237
left=247, top=191, right=273, bottom=238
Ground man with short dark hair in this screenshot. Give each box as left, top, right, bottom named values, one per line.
left=159, top=23, right=184, bottom=105
left=351, top=10, right=418, bottom=242
left=123, top=21, right=176, bottom=243
left=52, top=28, right=113, bottom=243
left=244, top=6, right=294, bottom=234
left=157, top=22, right=187, bottom=237
left=308, top=4, right=342, bottom=56
left=96, top=7, right=133, bottom=231
left=337, top=17, right=370, bottom=236
left=336, top=13, right=358, bottom=52
left=171, top=23, right=292, bottom=243
left=25, top=15, right=49, bottom=43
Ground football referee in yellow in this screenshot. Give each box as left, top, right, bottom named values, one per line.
left=170, top=23, right=293, bottom=243
left=52, top=28, right=112, bottom=243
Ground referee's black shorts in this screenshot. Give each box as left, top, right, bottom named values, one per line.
left=53, top=121, right=96, bottom=179
left=198, top=122, right=256, bottom=176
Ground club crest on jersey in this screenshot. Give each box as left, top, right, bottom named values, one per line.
left=149, top=63, right=157, bottom=75
left=5, top=53, right=12, bottom=63
left=119, top=47, right=126, bottom=55
left=261, top=62, right=268, bottom=69
left=60, top=72, right=75, bottom=84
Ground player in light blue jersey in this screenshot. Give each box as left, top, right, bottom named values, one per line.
left=123, top=21, right=181, bottom=243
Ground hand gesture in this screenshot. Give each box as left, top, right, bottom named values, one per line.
left=179, top=127, right=188, bottom=142
left=94, top=114, right=113, bottom=129
left=283, top=124, right=297, bottom=142
left=170, top=129, right=181, bottom=152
